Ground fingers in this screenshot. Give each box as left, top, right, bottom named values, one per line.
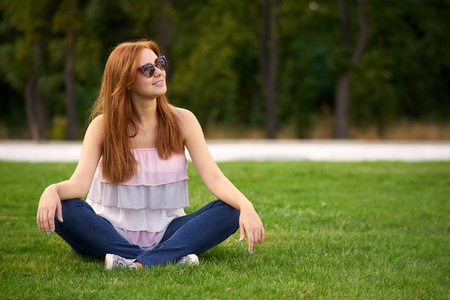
left=36, top=185, right=62, bottom=236
left=239, top=225, right=245, bottom=242
left=37, top=204, right=61, bottom=236
left=56, top=202, right=64, bottom=223
left=37, top=210, right=54, bottom=236
left=238, top=209, right=265, bottom=254
left=48, top=208, right=56, bottom=233
left=247, top=227, right=264, bottom=253
left=239, top=224, right=265, bottom=254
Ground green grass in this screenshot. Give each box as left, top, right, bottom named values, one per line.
left=0, top=160, right=449, bottom=299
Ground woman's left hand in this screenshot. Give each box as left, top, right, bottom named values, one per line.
left=239, top=203, right=265, bottom=253
left=179, top=109, right=265, bottom=253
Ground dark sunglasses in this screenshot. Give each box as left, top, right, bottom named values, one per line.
left=137, top=56, right=167, bottom=78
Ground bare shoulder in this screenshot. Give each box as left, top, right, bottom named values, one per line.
left=176, top=108, right=202, bottom=130
left=175, top=107, right=197, bottom=123
left=84, top=114, right=104, bottom=143
left=89, top=114, right=104, bottom=128
left=174, top=108, right=204, bottom=144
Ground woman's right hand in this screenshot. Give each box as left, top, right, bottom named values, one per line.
left=36, top=184, right=63, bottom=235
left=35, top=116, right=104, bottom=236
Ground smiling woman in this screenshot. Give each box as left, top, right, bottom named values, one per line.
left=131, top=50, right=168, bottom=104
left=36, top=39, right=265, bottom=270
left=88, top=40, right=182, bottom=183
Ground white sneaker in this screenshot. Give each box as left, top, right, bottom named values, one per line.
left=105, top=253, right=137, bottom=270
left=179, top=254, right=199, bottom=265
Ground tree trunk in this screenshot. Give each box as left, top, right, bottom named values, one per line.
left=159, top=0, right=174, bottom=82
left=334, top=70, right=350, bottom=138
left=351, top=0, right=368, bottom=65
left=376, top=34, right=387, bottom=138
left=25, top=75, right=48, bottom=140
left=65, top=0, right=77, bottom=140
left=65, top=27, right=76, bottom=140
left=260, top=0, right=279, bottom=139
left=160, top=0, right=173, bottom=55
left=25, top=36, right=49, bottom=140
left=334, top=0, right=368, bottom=139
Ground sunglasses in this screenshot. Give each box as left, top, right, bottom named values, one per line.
left=137, top=56, right=167, bottom=78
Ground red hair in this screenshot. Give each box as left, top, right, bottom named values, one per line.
left=90, top=40, right=184, bottom=184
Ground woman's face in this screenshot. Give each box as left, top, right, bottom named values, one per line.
left=130, top=48, right=167, bottom=101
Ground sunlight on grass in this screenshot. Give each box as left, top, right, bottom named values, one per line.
left=0, top=161, right=449, bottom=299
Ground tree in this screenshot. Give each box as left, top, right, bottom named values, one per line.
left=159, top=0, right=175, bottom=76
left=54, top=0, right=77, bottom=140
left=0, top=0, right=58, bottom=140
left=25, top=37, right=49, bottom=140
left=260, top=0, right=280, bottom=139
left=169, top=0, right=260, bottom=129
left=1, top=0, right=449, bottom=140
left=334, top=0, right=368, bottom=138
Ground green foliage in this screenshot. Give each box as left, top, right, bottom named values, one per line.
left=0, top=0, right=449, bottom=138
left=0, top=160, right=449, bottom=298
left=169, top=0, right=260, bottom=126
left=49, top=115, right=68, bottom=140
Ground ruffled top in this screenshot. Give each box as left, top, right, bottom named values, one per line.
left=86, top=148, right=189, bottom=249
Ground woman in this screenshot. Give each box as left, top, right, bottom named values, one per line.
left=36, top=39, right=264, bottom=270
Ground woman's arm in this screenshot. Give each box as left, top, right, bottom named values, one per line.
left=179, top=109, right=264, bottom=253
left=36, top=116, right=104, bottom=234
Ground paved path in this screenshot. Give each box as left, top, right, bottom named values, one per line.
left=1, top=140, right=449, bottom=162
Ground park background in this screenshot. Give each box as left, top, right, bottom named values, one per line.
left=1, top=1, right=449, bottom=299
left=1, top=0, right=449, bottom=142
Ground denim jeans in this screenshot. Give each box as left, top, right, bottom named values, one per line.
left=54, top=199, right=240, bottom=267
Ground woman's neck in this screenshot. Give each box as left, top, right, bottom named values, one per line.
left=132, top=98, right=158, bottom=126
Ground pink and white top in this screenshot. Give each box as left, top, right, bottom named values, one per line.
left=86, top=148, right=189, bottom=249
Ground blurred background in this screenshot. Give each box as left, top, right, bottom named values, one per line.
left=0, top=0, right=449, bottom=141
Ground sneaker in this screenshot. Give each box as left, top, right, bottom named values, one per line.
left=178, top=254, right=199, bottom=265
left=105, top=253, right=137, bottom=270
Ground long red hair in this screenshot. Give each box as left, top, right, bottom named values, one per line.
left=90, top=40, right=184, bottom=184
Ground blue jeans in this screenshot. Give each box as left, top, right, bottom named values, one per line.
left=54, top=199, right=240, bottom=267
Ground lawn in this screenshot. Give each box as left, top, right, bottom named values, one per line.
left=0, top=160, right=449, bottom=299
